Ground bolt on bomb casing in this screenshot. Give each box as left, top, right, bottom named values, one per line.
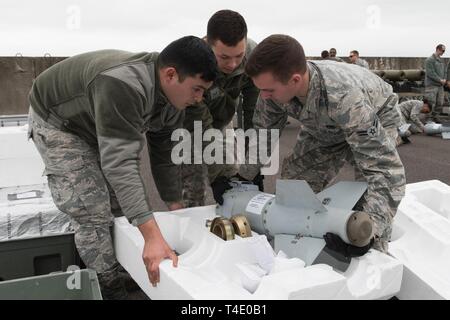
left=216, top=180, right=373, bottom=247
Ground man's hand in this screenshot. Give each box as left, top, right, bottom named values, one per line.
left=251, top=172, right=265, bottom=192
left=440, top=79, right=447, bottom=85
left=138, top=219, right=178, bottom=287
left=211, top=176, right=233, bottom=205
left=167, top=202, right=184, bottom=211
left=323, top=232, right=373, bottom=258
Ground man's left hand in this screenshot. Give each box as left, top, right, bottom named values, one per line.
left=167, top=202, right=184, bottom=211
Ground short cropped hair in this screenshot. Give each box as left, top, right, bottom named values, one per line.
left=159, top=36, right=218, bottom=82
left=207, top=10, right=247, bottom=46
left=245, top=34, right=307, bottom=83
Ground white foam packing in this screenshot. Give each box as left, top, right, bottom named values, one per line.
left=114, top=205, right=403, bottom=300
left=390, top=180, right=450, bottom=299
left=0, top=124, right=46, bottom=188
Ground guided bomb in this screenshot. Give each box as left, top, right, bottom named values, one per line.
left=215, top=180, right=373, bottom=247
left=424, top=122, right=450, bottom=139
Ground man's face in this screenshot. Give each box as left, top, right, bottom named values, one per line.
left=164, top=71, right=212, bottom=110
left=349, top=52, right=358, bottom=63
left=437, top=46, right=446, bottom=57
left=211, top=38, right=246, bottom=74
left=252, top=71, right=299, bottom=105
left=329, top=49, right=337, bottom=57
left=422, top=104, right=431, bottom=113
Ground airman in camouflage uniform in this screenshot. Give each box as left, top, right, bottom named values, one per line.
left=447, top=61, right=450, bottom=86
left=27, top=37, right=218, bottom=298
left=349, top=50, right=370, bottom=69
left=329, top=48, right=344, bottom=62
left=424, top=44, right=447, bottom=119
left=396, top=99, right=430, bottom=134
left=238, top=35, right=405, bottom=253
left=181, top=10, right=259, bottom=207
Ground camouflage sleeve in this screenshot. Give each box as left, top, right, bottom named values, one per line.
left=331, top=89, right=406, bottom=238
left=238, top=95, right=288, bottom=181
left=425, top=58, right=443, bottom=84
left=90, top=76, right=153, bottom=226
left=410, top=103, right=424, bottom=130
left=364, top=60, right=370, bottom=69
left=241, top=75, right=259, bottom=131
left=447, top=63, right=450, bottom=81
left=147, top=126, right=182, bottom=205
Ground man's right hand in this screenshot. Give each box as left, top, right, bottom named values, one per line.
left=138, top=219, right=178, bottom=287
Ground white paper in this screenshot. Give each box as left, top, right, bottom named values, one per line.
left=16, top=191, right=38, bottom=199
left=245, top=193, right=275, bottom=215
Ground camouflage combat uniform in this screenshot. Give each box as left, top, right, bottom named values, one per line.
left=328, top=57, right=344, bottom=63
left=447, top=62, right=450, bottom=84
left=397, top=100, right=425, bottom=133
left=181, top=39, right=259, bottom=207
left=425, top=53, right=446, bottom=117
left=239, top=60, right=406, bottom=252
left=446, top=61, right=450, bottom=106
left=28, top=50, right=184, bottom=298
left=354, top=58, right=370, bottom=69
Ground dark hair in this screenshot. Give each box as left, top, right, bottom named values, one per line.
left=207, top=10, right=247, bottom=46
left=330, top=48, right=337, bottom=52
left=159, top=36, right=218, bottom=82
left=321, top=50, right=330, bottom=59
left=436, top=44, right=445, bottom=51
left=422, top=98, right=432, bottom=110
left=245, top=34, right=307, bottom=83
left=350, top=50, right=359, bottom=56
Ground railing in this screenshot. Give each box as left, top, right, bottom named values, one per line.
left=0, top=114, right=29, bottom=127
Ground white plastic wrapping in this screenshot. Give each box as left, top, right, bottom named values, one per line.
left=0, top=184, right=72, bottom=241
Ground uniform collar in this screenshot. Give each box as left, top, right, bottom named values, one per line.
left=300, top=62, right=323, bottom=113
left=154, top=58, right=171, bottom=107
left=432, top=53, right=442, bottom=61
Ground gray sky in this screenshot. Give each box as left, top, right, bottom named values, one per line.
left=0, top=0, right=448, bottom=57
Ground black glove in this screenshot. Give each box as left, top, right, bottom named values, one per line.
left=252, top=172, right=265, bottom=192
left=323, top=232, right=373, bottom=258
left=211, top=176, right=232, bottom=205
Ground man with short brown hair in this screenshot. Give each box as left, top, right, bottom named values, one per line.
left=180, top=10, right=260, bottom=208
left=29, top=36, right=218, bottom=298
left=425, top=44, right=447, bottom=121
left=349, top=50, right=369, bottom=69
left=329, top=48, right=344, bottom=62
left=215, top=35, right=405, bottom=256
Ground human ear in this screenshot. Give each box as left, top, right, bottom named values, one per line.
left=164, top=67, right=177, bottom=82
